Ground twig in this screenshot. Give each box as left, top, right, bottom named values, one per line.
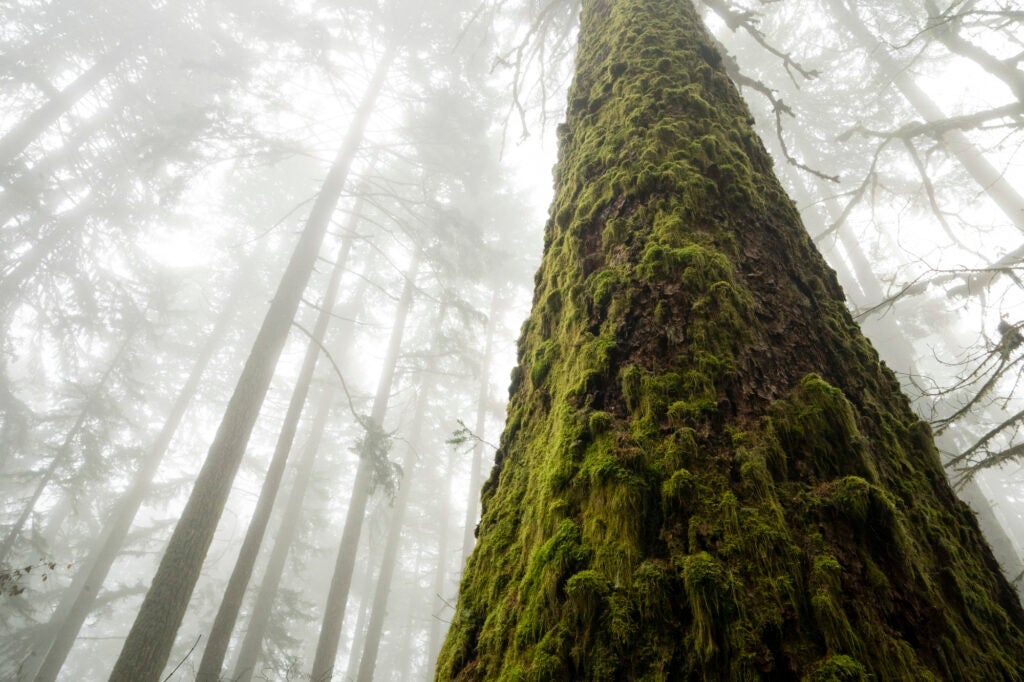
left=162, top=635, right=201, bottom=682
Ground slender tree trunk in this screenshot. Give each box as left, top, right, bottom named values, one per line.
left=356, top=314, right=441, bottom=681
left=194, top=230, right=356, bottom=682
left=230, top=389, right=334, bottom=682
left=922, top=0, right=1024, bottom=102
left=460, top=291, right=499, bottom=566
left=310, top=255, right=418, bottom=682
left=825, top=0, right=1024, bottom=234
left=21, top=275, right=245, bottom=682
left=342, top=573, right=374, bottom=682
left=107, top=47, right=396, bottom=682
left=0, top=45, right=128, bottom=170
left=427, top=442, right=457, bottom=668
left=438, top=0, right=1024, bottom=678
left=0, top=328, right=135, bottom=566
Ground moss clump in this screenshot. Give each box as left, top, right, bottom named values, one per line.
left=679, top=552, right=730, bottom=664
left=588, top=410, right=614, bottom=435
left=768, top=374, right=877, bottom=482
left=810, top=655, right=868, bottom=681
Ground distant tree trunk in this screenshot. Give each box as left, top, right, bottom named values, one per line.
left=460, top=291, right=499, bottom=565
left=825, top=0, right=1024, bottom=234
left=194, top=229, right=356, bottom=682
left=356, top=308, right=443, bottom=681
left=0, top=45, right=128, bottom=170
left=921, top=0, right=1024, bottom=103
left=107, top=47, right=396, bottom=682
left=310, top=255, right=419, bottom=682
left=437, top=0, right=1024, bottom=678
left=228, top=272, right=370, bottom=682
left=22, top=274, right=245, bottom=682
left=230, top=389, right=334, bottom=682
left=427, top=440, right=457, bottom=668
left=0, top=327, right=135, bottom=566
left=342, top=573, right=374, bottom=682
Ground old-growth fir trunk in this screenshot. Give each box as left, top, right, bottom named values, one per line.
left=310, top=255, right=419, bottom=681
left=231, top=389, right=333, bottom=682
left=461, top=291, right=500, bottom=565
left=437, top=0, right=1024, bottom=679
left=194, top=229, right=356, bottom=682
left=107, top=47, right=396, bottom=682
left=24, top=273, right=245, bottom=682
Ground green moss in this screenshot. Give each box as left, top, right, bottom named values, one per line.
left=768, top=374, right=878, bottom=481
left=809, top=655, right=868, bottom=681
left=680, top=552, right=729, bottom=663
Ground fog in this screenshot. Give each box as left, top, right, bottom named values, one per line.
left=1, top=0, right=1022, bottom=680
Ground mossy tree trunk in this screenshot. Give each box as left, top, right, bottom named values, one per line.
left=436, top=0, right=1024, bottom=679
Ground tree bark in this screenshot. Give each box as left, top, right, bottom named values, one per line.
left=310, top=254, right=418, bottom=682
left=194, top=230, right=356, bottom=682
left=437, top=0, right=1024, bottom=678
left=107, top=46, right=396, bottom=682
left=22, top=274, right=245, bottom=682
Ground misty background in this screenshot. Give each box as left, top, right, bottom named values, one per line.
left=1, top=0, right=1022, bottom=679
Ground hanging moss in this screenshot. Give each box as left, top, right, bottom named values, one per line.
left=437, top=0, right=1024, bottom=678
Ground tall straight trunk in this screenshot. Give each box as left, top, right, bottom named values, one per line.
left=357, top=309, right=443, bottom=682
left=922, top=0, right=1024, bottom=103
left=107, top=47, right=396, bottom=682
left=460, top=291, right=499, bottom=566
left=22, top=275, right=245, bottom=682
left=229, top=274, right=370, bottom=682
left=230, top=390, right=333, bottom=682
left=0, top=327, right=135, bottom=565
left=437, top=0, right=1024, bottom=678
left=310, top=255, right=419, bottom=682
left=825, top=0, right=1024, bottom=234
left=0, top=45, right=128, bottom=169
left=427, top=441, right=457, bottom=667
left=194, top=230, right=356, bottom=682
left=342, top=572, right=374, bottom=682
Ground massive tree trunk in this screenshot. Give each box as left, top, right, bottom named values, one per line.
left=107, top=47, right=395, bottom=682
left=24, top=274, right=244, bottom=682
left=310, top=254, right=419, bottom=682
left=437, top=0, right=1024, bottom=679
left=194, top=228, right=356, bottom=682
